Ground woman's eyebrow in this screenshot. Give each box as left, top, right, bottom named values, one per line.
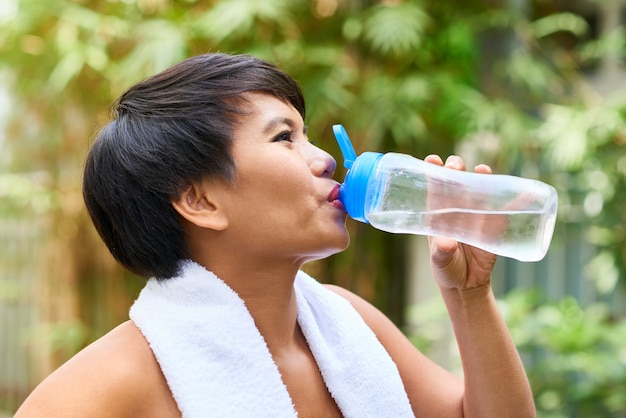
left=262, top=117, right=296, bottom=134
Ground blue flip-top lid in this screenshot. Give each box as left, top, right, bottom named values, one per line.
left=332, top=125, right=383, bottom=223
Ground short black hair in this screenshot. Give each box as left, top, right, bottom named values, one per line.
left=82, top=53, right=306, bottom=279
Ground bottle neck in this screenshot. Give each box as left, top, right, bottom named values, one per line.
left=339, top=152, right=383, bottom=223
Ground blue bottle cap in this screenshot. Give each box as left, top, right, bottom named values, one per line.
left=332, top=125, right=383, bottom=223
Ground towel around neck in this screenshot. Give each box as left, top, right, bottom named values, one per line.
left=129, top=260, right=414, bottom=417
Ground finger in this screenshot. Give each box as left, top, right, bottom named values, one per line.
left=444, top=155, right=465, bottom=171
left=430, top=236, right=458, bottom=256
left=429, top=237, right=461, bottom=285
left=474, top=163, right=492, bottom=174
left=424, top=154, right=444, bottom=166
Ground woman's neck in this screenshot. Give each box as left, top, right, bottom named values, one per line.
left=198, top=258, right=303, bottom=354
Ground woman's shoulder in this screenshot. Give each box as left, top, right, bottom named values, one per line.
left=15, top=321, right=180, bottom=418
left=323, top=284, right=401, bottom=336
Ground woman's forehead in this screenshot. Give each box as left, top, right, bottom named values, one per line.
left=237, top=93, right=304, bottom=126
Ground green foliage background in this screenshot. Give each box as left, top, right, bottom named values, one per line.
left=408, top=290, right=626, bottom=417
left=1, top=0, right=626, bottom=415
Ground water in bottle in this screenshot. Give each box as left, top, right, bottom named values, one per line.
left=333, top=125, right=558, bottom=262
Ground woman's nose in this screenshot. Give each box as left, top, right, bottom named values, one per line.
left=307, top=144, right=337, bottom=178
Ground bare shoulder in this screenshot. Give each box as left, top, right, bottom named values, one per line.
left=15, top=320, right=179, bottom=418
left=324, top=284, right=393, bottom=331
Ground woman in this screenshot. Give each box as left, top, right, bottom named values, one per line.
left=16, top=53, right=535, bottom=417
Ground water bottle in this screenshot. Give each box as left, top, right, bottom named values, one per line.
left=333, top=125, right=558, bottom=262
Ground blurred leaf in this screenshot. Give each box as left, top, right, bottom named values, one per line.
left=503, top=50, right=560, bottom=96
left=363, top=3, right=430, bottom=56
left=194, top=0, right=293, bottom=43
left=531, top=12, right=588, bottom=38
left=48, top=49, right=84, bottom=92
left=585, top=250, right=620, bottom=294
left=537, top=104, right=591, bottom=169
left=538, top=102, right=626, bottom=170
left=110, top=19, right=188, bottom=87
left=580, top=26, right=626, bottom=62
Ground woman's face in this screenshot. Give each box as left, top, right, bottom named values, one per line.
left=218, top=93, right=349, bottom=265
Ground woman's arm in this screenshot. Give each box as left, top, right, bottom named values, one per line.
left=425, top=154, right=535, bottom=417
left=437, top=280, right=535, bottom=417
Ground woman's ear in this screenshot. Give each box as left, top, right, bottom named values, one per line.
left=171, top=181, right=229, bottom=231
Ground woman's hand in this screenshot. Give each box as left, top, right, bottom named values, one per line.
left=423, top=154, right=497, bottom=290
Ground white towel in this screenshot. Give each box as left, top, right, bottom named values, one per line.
left=129, top=260, right=414, bottom=417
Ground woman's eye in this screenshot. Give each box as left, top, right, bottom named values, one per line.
left=274, top=131, right=293, bottom=143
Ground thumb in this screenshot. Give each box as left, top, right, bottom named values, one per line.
left=429, top=236, right=465, bottom=289
left=430, top=236, right=458, bottom=267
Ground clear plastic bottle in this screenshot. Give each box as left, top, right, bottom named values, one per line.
left=333, top=125, right=558, bottom=262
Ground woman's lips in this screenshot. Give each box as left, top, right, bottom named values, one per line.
left=327, top=184, right=345, bottom=211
